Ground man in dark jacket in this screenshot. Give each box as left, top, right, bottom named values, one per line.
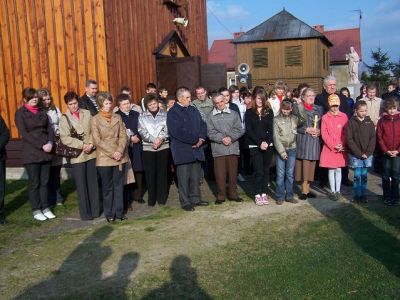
left=79, top=79, right=99, bottom=116
left=315, top=75, right=352, bottom=186
left=0, top=115, right=9, bottom=224
left=315, top=75, right=351, bottom=115
left=167, top=87, right=209, bottom=211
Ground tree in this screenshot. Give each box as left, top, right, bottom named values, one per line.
left=391, top=57, right=400, bottom=79
left=365, top=47, right=393, bottom=94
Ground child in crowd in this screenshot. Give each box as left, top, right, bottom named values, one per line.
left=320, top=94, right=348, bottom=201
left=346, top=101, right=376, bottom=203
left=166, top=95, right=176, bottom=111
left=273, top=100, right=301, bottom=204
left=377, top=98, right=400, bottom=206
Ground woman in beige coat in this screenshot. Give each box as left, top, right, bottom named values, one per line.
left=91, top=92, right=129, bottom=222
left=59, top=91, right=100, bottom=220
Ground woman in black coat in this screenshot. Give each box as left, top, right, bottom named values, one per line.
left=245, top=91, right=274, bottom=205
left=15, top=88, right=56, bottom=221
left=115, top=93, right=145, bottom=209
left=0, top=115, right=10, bottom=224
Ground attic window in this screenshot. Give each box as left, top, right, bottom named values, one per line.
left=253, top=48, right=268, bottom=68
left=285, top=45, right=302, bottom=66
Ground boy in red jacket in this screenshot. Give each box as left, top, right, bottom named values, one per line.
left=377, top=97, right=400, bottom=205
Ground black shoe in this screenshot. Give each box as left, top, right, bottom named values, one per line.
left=194, top=201, right=209, bottom=206
left=360, top=196, right=368, bottom=203
left=299, top=194, right=308, bottom=200
left=118, top=215, right=128, bottom=221
left=215, top=200, right=224, bottom=205
left=384, top=199, right=392, bottom=206
left=182, top=205, right=195, bottom=211
left=228, top=197, right=243, bottom=202
left=352, top=196, right=360, bottom=203
left=343, top=179, right=353, bottom=187
left=136, top=199, right=145, bottom=204
left=106, top=217, right=115, bottom=223
left=307, top=192, right=317, bottom=198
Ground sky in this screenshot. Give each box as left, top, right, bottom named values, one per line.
left=206, top=0, right=400, bottom=68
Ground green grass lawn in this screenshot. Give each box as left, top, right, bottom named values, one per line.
left=1, top=180, right=400, bottom=299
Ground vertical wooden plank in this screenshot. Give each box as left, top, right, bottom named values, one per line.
left=0, top=8, right=10, bottom=130
left=53, top=0, right=68, bottom=97
left=3, top=0, right=21, bottom=137
left=15, top=0, right=31, bottom=88
left=93, top=0, right=108, bottom=90
left=63, top=0, right=77, bottom=93
left=83, top=0, right=97, bottom=83
left=44, top=0, right=61, bottom=108
left=103, top=0, right=117, bottom=96
left=73, top=0, right=87, bottom=95
left=26, top=0, right=41, bottom=88
left=35, top=0, right=50, bottom=89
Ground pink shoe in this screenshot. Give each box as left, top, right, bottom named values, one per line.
left=261, top=193, right=269, bottom=205
left=255, top=194, right=263, bottom=206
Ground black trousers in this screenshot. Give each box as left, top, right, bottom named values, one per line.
left=0, top=160, right=5, bottom=213
left=176, top=161, right=203, bottom=208
left=97, top=164, right=125, bottom=219
left=48, top=164, right=62, bottom=206
left=142, top=149, right=169, bottom=206
left=250, top=147, right=274, bottom=196
left=132, top=171, right=145, bottom=202
left=24, top=161, right=51, bottom=212
left=72, top=159, right=100, bottom=220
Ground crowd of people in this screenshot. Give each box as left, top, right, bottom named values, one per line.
left=0, top=75, right=400, bottom=224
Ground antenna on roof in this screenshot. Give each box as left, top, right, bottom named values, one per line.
left=283, top=6, right=286, bottom=11
left=351, top=9, right=362, bottom=29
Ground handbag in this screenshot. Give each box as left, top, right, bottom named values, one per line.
left=55, top=114, right=84, bottom=158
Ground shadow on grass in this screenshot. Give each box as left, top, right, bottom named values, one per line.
left=4, top=180, right=28, bottom=218
left=142, top=255, right=211, bottom=300
left=308, top=195, right=400, bottom=278
left=15, top=226, right=139, bottom=299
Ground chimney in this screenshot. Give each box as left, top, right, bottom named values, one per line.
left=313, top=25, right=324, bottom=33
left=233, top=32, right=245, bottom=39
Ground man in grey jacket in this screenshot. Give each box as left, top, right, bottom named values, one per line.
left=207, top=94, right=244, bottom=204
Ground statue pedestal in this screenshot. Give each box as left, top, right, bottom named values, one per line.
left=347, top=83, right=362, bottom=99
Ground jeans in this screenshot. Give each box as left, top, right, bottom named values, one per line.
left=382, top=155, right=400, bottom=202
left=275, top=149, right=296, bottom=200
left=353, top=167, right=368, bottom=197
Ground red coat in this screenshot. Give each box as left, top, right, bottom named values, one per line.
left=320, top=111, right=348, bottom=168
left=377, top=113, right=400, bottom=153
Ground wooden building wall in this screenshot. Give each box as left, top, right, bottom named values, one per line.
left=0, top=0, right=208, bottom=141
left=104, top=0, right=208, bottom=102
left=235, top=38, right=330, bottom=92
left=0, top=0, right=108, bottom=139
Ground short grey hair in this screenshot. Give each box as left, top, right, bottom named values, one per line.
left=176, top=87, right=190, bottom=99
left=211, top=93, right=224, bottom=103
left=323, top=75, right=337, bottom=87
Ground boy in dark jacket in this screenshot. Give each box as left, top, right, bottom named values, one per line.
left=346, top=101, right=376, bottom=202
left=377, top=97, right=400, bottom=205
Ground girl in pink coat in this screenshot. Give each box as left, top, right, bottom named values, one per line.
left=320, top=94, right=348, bottom=200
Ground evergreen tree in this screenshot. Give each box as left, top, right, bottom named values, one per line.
left=391, top=57, right=400, bottom=79
left=365, top=47, right=393, bottom=94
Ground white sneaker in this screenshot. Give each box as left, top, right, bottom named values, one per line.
left=33, top=212, right=47, bottom=221
left=42, top=208, right=56, bottom=219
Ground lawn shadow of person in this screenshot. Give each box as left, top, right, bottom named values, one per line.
left=142, top=255, right=211, bottom=300
left=308, top=194, right=400, bottom=278
left=15, top=226, right=139, bottom=299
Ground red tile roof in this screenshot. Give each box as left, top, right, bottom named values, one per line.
left=208, top=39, right=235, bottom=70
left=323, top=28, right=361, bottom=64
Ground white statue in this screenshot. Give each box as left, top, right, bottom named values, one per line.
left=346, top=46, right=360, bottom=84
